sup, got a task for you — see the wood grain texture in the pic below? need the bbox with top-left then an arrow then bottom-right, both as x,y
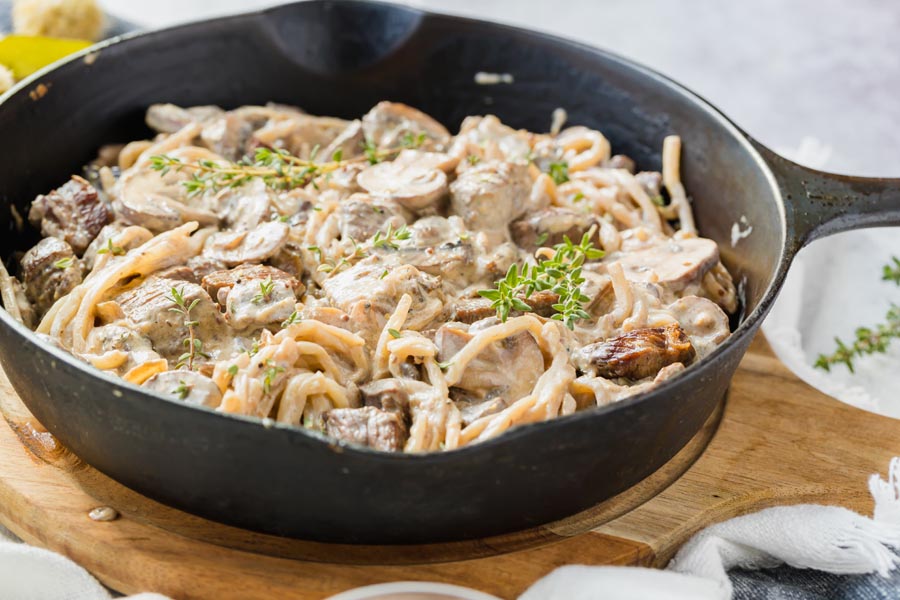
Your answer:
0,333 -> 897,599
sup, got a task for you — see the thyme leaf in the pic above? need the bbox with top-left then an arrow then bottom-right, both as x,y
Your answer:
477,231 -> 604,329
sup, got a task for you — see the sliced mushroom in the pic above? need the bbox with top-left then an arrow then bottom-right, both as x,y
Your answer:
362,101 -> 451,151
143,370 -> 223,408
612,238 -> 720,292
203,221 -> 289,266
392,149 -> 459,173
252,114 -> 350,159
146,103 -> 224,134
216,178 -> 272,231
357,162 -> 447,213
321,119 -> 365,162
666,295 -> 730,358
113,147 -> 222,233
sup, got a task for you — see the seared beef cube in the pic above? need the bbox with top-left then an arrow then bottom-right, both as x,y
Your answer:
511,208 -> 598,252
449,290 -> 558,324
28,176 -> 111,255
360,379 -> 411,419
576,323 -> 695,380
338,194 -> 408,243
323,406 -> 408,452
449,161 -> 531,231
20,237 -> 83,316
202,264 -> 302,308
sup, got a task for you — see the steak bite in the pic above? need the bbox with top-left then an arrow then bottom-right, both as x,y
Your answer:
576,323 -> 696,380
511,207 -> 599,252
360,378 -> 411,420
28,175 -> 111,255
449,161 -> 532,232
323,406 -> 409,452
19,236 -> 83,316
201,264 -> 303,308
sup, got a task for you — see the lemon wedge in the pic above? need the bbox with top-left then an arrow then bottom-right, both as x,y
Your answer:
0,35 -> 93,79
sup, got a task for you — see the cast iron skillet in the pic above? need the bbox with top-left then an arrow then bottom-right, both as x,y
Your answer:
0,0 -> 898,545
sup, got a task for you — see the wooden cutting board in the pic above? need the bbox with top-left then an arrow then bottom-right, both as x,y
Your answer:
0,334 -> 897,599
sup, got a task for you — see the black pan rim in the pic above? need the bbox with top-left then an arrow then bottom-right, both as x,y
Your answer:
0,0 -> 789,462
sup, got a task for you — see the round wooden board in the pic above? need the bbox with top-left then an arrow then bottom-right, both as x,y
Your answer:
0,334 -> 898,599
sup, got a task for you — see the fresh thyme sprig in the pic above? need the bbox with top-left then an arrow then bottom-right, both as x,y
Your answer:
166,286 -> 209,370
815,257 -> 900,372
172,380 -> 191,400
97,238 -> 125,256
263,360 -> 285,393
548,161 -> 570,185
883,257 -> 900,285
312,222 -> 412,276
252,277 -> 275,304
53,257 -> 74,269
150,140 -> 408,197
478,231 -> 604,329
281,310 -> 302,328
371,223 -> 411,250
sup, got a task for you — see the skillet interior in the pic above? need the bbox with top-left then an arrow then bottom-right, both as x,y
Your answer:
0,0 -> 786,543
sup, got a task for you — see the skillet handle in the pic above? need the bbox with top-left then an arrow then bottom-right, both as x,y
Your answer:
751,140 -> 900,253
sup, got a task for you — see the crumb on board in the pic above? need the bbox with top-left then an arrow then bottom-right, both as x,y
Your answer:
28,82 -> 50,101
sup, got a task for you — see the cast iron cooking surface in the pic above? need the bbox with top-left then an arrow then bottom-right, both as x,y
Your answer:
0,0 -> 870,544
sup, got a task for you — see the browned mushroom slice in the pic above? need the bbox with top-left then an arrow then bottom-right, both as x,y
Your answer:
613,238 -> 720,292
448,290 -> 559,324
142,370 -> 223,408
362,101 -> 451,151
392,149 -> 459,173
203,221 -> 289,267
357,161 -> 447,213
201,264 -> 303,308
114,151 -> 220,233
251,114 -> 350,159
323,406 -> 409,452
145,103 -> 224,134
321,119 -> 365,161
511,207 -> 599,252
28,175 -> 112,255
576,323 -> 695,380
217,179 -> 272,232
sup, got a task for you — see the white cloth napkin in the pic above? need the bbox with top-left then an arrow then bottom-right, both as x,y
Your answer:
0,526 -> 166,600
521,459 -> 900,600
